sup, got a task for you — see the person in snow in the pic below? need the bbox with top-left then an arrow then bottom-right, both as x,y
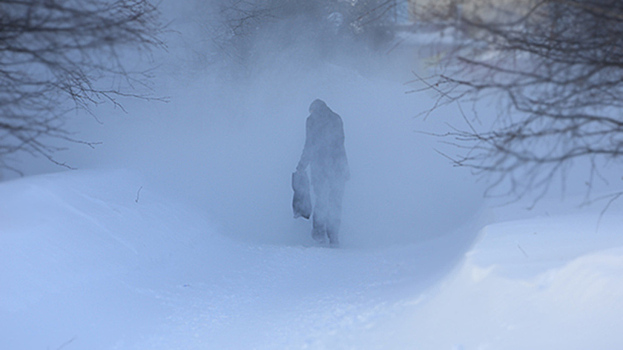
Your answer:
296,99 -> 349,245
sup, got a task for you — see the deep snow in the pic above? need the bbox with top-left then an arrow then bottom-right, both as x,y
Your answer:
0,170 -> 475,349
2,168 -> 623,350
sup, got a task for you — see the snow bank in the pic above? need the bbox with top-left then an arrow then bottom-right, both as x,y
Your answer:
327,203 -> 623,350
0,170 -> 477,350
2,165 -> 622,350
405,215 -> 623,350
0,170 -> 224,350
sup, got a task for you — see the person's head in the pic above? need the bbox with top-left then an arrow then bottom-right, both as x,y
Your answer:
309,99 -> 328,114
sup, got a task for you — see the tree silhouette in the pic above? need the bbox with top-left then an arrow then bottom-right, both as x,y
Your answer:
413,0 -> 623,204
0,0 -> 163,174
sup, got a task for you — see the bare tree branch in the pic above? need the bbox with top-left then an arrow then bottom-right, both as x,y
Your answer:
411,0 -> 623,204
203,0 -> 401,71
0,0 -> 164,176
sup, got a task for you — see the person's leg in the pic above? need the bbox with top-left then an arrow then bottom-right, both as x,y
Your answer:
326,217 -> 340,246
312,212 -> 327,243
326,182 -> 345,246
312,182 -> 329,243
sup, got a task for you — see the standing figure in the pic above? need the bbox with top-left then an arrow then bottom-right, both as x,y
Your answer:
296,99 -> 349,245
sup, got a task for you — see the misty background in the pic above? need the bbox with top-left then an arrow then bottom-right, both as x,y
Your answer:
8,0 -> 491,249
7,0 -> 620,248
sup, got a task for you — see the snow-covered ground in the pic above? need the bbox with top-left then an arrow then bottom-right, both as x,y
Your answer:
0,168 -> 465,349
2,167 -> 623,350
2,11 -> 623,348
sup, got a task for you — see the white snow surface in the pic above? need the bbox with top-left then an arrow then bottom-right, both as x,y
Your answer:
2,169 -> 623,350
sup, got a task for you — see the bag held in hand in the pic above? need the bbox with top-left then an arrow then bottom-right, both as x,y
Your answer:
292,169 -> 312,219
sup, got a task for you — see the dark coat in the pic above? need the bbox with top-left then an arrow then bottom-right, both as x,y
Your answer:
298,100 -> 349,185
